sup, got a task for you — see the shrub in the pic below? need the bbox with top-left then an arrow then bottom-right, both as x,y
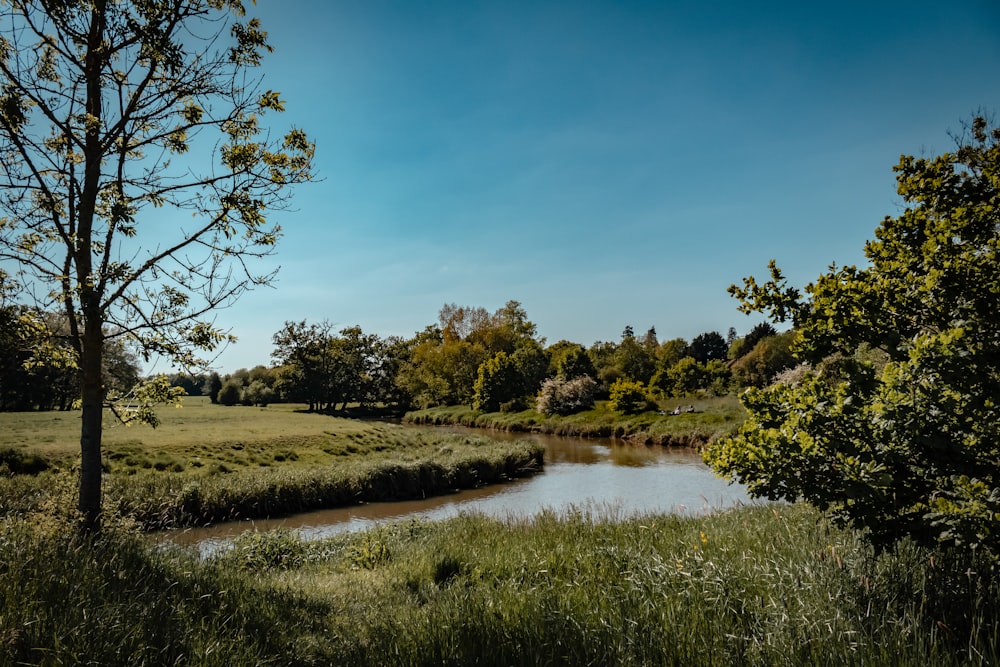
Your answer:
536,375 -> 597,416
242,380 -> 275,407
607,378 -> 648,415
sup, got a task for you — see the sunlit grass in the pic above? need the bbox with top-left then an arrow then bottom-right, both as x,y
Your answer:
0,398 -> 544,528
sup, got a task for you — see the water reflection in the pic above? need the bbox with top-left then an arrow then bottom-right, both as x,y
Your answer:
164,428 -> 750,556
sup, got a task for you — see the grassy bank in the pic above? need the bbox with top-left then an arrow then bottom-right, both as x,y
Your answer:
0,398 -> 543,529
2,503 -> 996,665
404,394 -> 745,446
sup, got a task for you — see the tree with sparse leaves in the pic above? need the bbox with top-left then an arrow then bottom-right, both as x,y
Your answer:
0,0 -> 314,529
705,117 -> 1000,560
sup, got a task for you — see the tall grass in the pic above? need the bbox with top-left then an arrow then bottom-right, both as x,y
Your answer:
108,436 -> 542,529
405,395 -> 746,446
3,503 -> 996,666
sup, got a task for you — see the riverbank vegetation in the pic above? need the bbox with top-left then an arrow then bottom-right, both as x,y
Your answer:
3,503 -> 996,665
404,394 -> 745,446
0,399 -> 542,530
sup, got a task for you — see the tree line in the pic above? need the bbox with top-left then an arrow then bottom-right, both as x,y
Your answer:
150,300 -> 797,415
0,302 -> 140,412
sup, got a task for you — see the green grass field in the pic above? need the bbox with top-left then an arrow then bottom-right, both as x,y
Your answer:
0,397 -> 374,466
404,394 -> 746,446
0,398 -> 544,529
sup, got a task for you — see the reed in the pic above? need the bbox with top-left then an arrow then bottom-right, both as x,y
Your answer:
3,503 -> 996,666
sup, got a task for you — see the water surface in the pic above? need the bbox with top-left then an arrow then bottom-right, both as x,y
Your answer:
166,428 -> 751,556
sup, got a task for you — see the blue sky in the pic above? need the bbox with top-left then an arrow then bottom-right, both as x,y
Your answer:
206,0 -> 1000,372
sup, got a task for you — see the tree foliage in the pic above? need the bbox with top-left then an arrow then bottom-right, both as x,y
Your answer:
472,351 -> 520,413
731,330 -> 796,388
687,331 -> 728,363
398,301 -> 545,409
0,1 -> 314,526
705,117 -> 1000,558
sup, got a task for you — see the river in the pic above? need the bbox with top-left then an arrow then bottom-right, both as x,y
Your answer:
165,428 -> 752,556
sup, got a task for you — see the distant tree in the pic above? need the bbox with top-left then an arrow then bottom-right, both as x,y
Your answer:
510,339 -> 549,398
743,322 -> 778,352
272,321 -> 335,412
217,381 -> 242,407
615,335 -> 656,384
203,372 -> 223,404
688,331 -> 728,363
168,374 -> 205,397
473,352 -> 520,412
371,335 -> 412,410
641,327 -> 659,350
242,380 -> 275,407
663,357 -> 704,396
587,340 -> 620,391
732,331 -> 796,387
655,338 -> 689,371
552,344 -> 597,380
399,302 -> 543,409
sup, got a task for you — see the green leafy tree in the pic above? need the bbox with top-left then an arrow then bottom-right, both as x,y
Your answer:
615,335 -> 656,384
399,302 -> 543,409
731,330 -> 796,387
550,342 -> 597,380
202,372 -> 223,404
272,321 -> 334,412
0,1 -> 314,527
217,380 -> 242,407
663,357 -> 703,396
655,337 -> 689,371
510,338 -> 549,398
705,117 -> 1000,558
688,331 -> 728,363
728,322 -> 777,360
472,351 -> 520,412
242,380 -> 274,407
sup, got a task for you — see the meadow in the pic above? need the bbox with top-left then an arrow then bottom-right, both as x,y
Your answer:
1,503 -> 996,665
0,398 -> 543,529
404,394 -> 745,446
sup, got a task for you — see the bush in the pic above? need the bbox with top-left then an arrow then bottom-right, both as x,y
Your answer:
607,378 -> 648,415
536,375 -> 597,416
242,380 -> 275,407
